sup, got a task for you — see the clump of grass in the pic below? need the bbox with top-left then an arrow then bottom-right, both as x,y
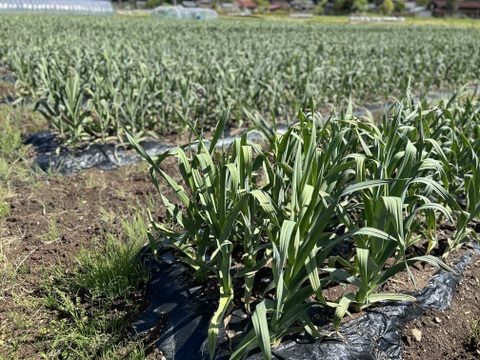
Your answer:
72,233 -> 149,301
37,216 -> 62,243
0,106 -> 46,188
38,211 -> 151,358
0,106 -> 24,183
40,288 -> 147,359
0,105 -> 46,184
72,210 -> 150,301
0,187 -> 10,218
0,108 -> 23,158
468,319 -> 480,353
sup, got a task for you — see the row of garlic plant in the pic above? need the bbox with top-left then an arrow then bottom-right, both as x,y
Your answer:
1,16 -> 480,145
127,91 -> 480,359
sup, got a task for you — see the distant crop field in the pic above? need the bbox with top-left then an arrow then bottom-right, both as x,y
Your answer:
0,16 -> 479,144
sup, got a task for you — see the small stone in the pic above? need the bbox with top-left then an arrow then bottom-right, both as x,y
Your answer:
411,328 -> 422,342
226,329 -> 238,339
434,317 -> 442,323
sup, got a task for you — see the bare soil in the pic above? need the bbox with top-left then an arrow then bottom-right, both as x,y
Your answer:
402,252 -> 480,360
0,160 -> 178,359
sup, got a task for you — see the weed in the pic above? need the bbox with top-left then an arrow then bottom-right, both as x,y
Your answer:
468,319 -> 480,353
0,105 -> 47,187
0,293 -> 43,357
0,187 -> 10,218
71,211 -> 150,301
39,288 -> 141,359
0,107 -> 25,183
38,217 -> 62,244
36,212 -> 151,359
0,201 -> 9,218
0,107 -> 23,160
72,234 -> 149,301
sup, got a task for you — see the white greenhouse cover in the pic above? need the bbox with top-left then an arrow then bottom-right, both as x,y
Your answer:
151,6 -> 218,20
0,0 -> 114,14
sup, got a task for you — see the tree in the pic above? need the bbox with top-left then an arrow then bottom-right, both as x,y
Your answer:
313,0 -> 328,14
146,0 -> 163,7
379,0 -> 394,15
353,0 -> 367,11
334,0 -> 347,12
415,0 -> 431,6
394,1 -> 406,15
255,0 -> 270,11
446,0 -> 459,15
334,0 -> 367,12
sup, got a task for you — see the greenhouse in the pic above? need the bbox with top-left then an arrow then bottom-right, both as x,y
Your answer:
0,0 -> 114,14
151,6 -> 218,20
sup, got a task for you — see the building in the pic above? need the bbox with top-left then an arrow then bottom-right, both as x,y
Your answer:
431,0 -> 480,18
234,0 -> 256,11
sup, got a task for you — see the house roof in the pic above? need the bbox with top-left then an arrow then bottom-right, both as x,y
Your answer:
235,0 -> 257,9
291,0 -> 314,4
270,2 -> 289,10
433,0 -> 480,9
222,2 -> 240,10
291,0 -> 315,9
182,1 -> 197,7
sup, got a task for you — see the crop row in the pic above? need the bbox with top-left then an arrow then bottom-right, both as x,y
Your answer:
129,90 -> 480,358
0,16 -> 479,145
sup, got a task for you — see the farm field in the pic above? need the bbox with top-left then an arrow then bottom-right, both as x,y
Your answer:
0,15 -> 480,360
1,16 -> 480,144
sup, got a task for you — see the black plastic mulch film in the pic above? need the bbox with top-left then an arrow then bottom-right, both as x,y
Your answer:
24,132 -> 172,174
131,245 -> 480,360
24,121 -> 293,174
24,128 -> 270,175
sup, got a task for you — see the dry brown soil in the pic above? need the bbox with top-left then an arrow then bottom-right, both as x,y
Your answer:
402,253 -> 480,360
0,159 -> 179,358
